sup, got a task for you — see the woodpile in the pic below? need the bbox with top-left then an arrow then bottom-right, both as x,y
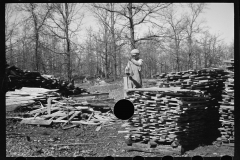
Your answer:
224,59 -> 234,72
5,64 -> 89,96
124,63 -> 235,147
7,92 -> 117,130
6,87 -> 60,112
124,87 -> 218,146
17,98 -> 116,129
217,59 -> 234,146
147,68 -> 229,114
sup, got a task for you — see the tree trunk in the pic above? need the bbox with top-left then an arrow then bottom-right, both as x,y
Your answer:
118,47 -> 122,77
110,3 -> 117,81
105,43 -> 108,79
128,3 -> 135,50
65,3 -> 72,82
35,32 -> 39,71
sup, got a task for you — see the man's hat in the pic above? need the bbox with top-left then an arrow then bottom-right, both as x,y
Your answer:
131,49 -> 140,55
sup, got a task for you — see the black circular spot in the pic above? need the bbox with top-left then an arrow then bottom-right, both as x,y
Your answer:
74,156 -> 86,160
162,156 -> 173,160
45,157 -> 55,160
15,157 -> 26,160
192,155 -> 203,160
221,155 -> 233,160
103,156 -> 114,160
113,99 -> 134,120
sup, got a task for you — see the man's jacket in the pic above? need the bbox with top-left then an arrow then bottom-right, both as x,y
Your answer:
125,58 -> 143,88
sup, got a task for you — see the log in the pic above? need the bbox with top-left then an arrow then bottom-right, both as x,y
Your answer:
20,119 -> 52,126
47,98 -> 52,115
87,113 -> 94,121
55,111 -> 75,121
62,111 -> 81,127
42,111 -> 67,118
62,124 -> 78,130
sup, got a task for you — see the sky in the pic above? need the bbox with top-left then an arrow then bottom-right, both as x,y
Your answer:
199,3 -> 234,45
9,3 -> 234,46
79,3 -> 234,45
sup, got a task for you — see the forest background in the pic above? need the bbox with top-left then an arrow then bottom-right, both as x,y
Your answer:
5,3 -> 234,82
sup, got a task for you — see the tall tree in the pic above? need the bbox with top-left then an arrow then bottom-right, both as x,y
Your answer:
162,5 -> 187,72
17,3 -> 52,72
93,3 -> 171,49
45,3 -> 84,81
5,3 -> 21,65
185,3 -> 207,69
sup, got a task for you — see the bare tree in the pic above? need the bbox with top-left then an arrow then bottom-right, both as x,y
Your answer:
185,3 -> 207,69
16,3 -> 52,72
162,5 -> 187,72
198,31 -> 224,68
93,3 -> 171,49
5,4 -> 21,65
45,3 -> 84,81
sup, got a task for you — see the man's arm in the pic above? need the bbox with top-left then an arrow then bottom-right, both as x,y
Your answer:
130,58 -> 143,66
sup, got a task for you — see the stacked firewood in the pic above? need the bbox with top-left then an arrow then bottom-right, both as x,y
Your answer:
217,60 -> 234,145
224,59 -> 234,72
6,87 -> 60,112
125,87 -> 218,146
5,64 -> 89,96
156,68 -> 228,101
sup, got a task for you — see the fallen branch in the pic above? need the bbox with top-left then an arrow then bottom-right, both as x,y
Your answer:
87,113 -> 94,121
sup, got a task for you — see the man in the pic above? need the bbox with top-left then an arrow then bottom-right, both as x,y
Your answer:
125,49 -> 143,88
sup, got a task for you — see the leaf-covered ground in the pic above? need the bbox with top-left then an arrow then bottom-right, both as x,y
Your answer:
6,79 -> 234,157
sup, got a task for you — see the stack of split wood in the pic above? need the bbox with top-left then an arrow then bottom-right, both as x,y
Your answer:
15,98 -> 117,129
5,63 -> 90,96
224,59 -> 234,72
124,87 -> 218,146
6,87 -> 60,112
217,60 -> 234,146
157,68 -> 228,101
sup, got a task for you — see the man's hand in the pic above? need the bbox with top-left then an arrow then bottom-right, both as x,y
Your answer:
138,59 -> 143,65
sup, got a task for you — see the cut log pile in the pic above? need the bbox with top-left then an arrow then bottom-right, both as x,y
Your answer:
5,64 -> 89,96
156,68 -> 228,103
217,59 -> 234,146
124,63 -> 236,147
6,87 -> 60,112
147,68 -> 229,117
124,87 -> 219,146
17,98 -> 117,129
